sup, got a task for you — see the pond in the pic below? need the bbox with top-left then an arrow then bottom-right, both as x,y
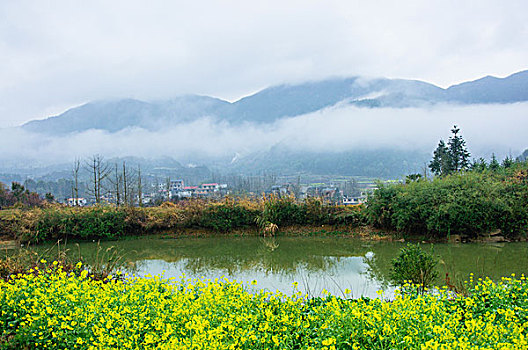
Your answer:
38,236 -> 528,298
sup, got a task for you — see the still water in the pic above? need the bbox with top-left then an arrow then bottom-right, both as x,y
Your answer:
40,236 -> 528,298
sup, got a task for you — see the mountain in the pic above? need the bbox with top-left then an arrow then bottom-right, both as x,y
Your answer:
223,146 -> 429,178
446,70 -> 528,104
518,149 -> 528,162
23,95 -> 229,134
21,70 -> 528,135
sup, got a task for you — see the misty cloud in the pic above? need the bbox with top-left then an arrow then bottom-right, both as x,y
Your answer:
1,1 -> 528,127
1,103 -> 527,166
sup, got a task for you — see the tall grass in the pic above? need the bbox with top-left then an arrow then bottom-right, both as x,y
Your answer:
0,197 -> 366,243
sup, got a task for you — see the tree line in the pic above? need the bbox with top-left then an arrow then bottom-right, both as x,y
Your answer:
428,125 -> 518,177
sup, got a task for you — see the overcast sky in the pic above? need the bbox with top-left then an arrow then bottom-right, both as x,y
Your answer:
1,0 -> 527,127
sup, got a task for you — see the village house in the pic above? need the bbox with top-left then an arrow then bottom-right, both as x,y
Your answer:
66,197 -> 87,207
342,195 -> 366,206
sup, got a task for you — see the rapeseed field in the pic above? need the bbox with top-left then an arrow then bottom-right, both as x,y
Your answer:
0,264 -> 527,349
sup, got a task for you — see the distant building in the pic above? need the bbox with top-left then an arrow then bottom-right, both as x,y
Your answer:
166,181 -> 228,199
269,184 -> 294,197
170,179 -> 184,191
177,186 -> 197,198
343,195 -> 366,206
67,197 -> 87,207
169,180 -> 185,198
196,183 -> 220,196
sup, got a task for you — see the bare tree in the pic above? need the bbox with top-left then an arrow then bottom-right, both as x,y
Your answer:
137,164 -> 143,207
122,161 -> 130,206
108,163 -> 122,206
71,158 -> 81,205
85,155 -> 110,205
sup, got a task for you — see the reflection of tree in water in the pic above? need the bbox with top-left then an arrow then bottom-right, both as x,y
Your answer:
363,252 -> 393,289
181,238 -> 343,277
363,242 -> 528,288
67,237 -> 380,277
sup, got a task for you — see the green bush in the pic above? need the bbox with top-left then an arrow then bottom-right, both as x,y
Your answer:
365,163 -> 528,239
200,204 -> 257,232
328,206 -> 367,226
390,244 -> 438,293
34,207 -> 127,241
259,196 -> 306,227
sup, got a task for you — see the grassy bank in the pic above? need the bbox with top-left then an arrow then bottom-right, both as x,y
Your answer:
1,267 -> 526,349
0,197 -> 366,243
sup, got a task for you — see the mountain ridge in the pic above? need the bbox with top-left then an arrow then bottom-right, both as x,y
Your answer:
21,70 -> 528,135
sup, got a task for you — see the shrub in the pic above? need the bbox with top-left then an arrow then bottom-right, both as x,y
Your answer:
258,196 -> 306,227
365,163 -> 528,239
200,204 -> 257,232
329,205 -> 367,226
390,244 -> 438,293
34,207 -> 127,241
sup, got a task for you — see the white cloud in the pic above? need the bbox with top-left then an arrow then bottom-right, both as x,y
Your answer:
1,103 -> 526,165
0,0 -> 527,127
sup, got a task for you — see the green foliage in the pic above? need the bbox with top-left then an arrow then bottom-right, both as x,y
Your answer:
34,207 -> 127,241
390,244 -> 438,292
429,139 -> 450,176
364,181 -> 398,229
0,181 -> 42,208
366,162 -> 528,239
328,205 -> 367,226
302,197 -> 329,225
489,153 -> 500,171
405,173 -> 422,184
380,163 -> 528,238
429,125 -> 471,176
200,204 -> 257,232
470,157 -> 488,172
259,196 -> 306,227
447,125 -> 471,172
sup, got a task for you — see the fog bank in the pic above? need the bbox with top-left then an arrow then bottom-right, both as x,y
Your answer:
1,103 -> 527,166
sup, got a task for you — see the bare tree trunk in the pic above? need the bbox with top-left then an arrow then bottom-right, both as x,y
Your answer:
71,183 -> 74,206
72,158 -> 80,205
122,161 -> 128,206
110,163 -> 122,207
85,155 -> 110,205
137,164 -> 143,207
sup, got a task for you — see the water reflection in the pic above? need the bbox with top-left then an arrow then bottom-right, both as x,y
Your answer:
37,236 -> 528,298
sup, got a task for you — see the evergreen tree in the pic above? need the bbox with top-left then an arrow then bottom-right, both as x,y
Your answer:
447,125 -> 471,172
429,125 -> 471,176
489,153 -> 500,171
429,140 -> 450,176
502,156 -> 515,168
470,157 -> 487,172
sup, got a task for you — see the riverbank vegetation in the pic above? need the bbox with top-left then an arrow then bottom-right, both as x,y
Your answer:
0,266 -> 526,349
1,160 -> 527,243
0,197 -> 366,243
1,126 -> 527,243
366,159 -> 528,240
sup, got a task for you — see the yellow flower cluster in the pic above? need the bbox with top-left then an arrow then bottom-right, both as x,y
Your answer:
0,268 -> 526,349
